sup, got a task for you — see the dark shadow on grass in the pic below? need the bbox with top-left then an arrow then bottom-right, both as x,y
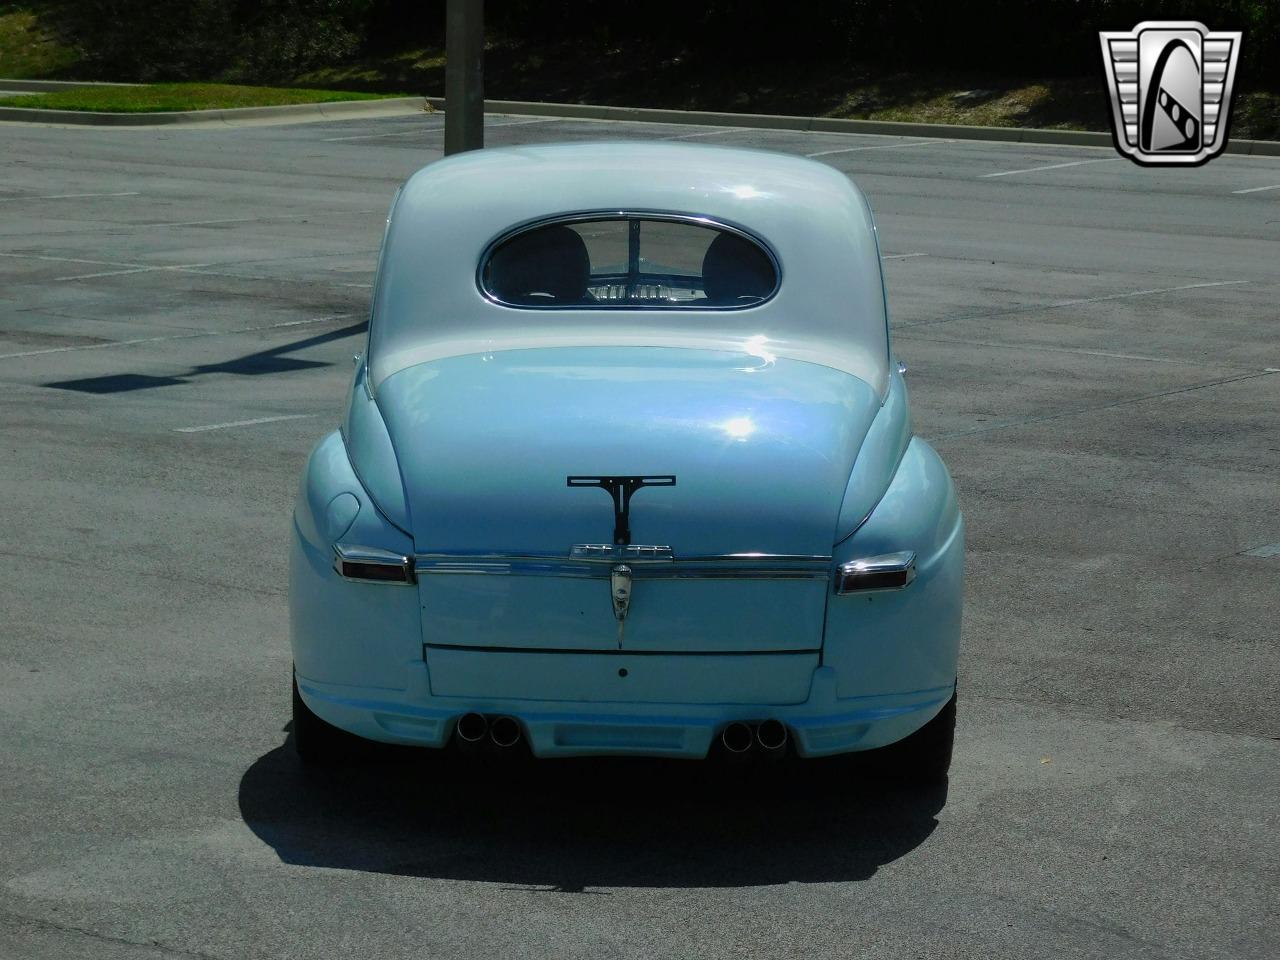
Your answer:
238,737 -> 947,890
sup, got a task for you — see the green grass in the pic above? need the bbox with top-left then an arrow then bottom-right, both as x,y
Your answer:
0,4 -> 78,78
295,40 -> 1280,141
0,81 -> 408,112
3,5 -> 1275,139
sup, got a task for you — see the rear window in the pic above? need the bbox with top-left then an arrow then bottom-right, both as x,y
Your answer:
480,215 -> 778,308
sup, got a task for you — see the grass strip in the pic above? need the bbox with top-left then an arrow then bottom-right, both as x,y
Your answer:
0,81 -> 407,112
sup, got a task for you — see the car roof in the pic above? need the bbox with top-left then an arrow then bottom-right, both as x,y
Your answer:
369,142 -> 890,394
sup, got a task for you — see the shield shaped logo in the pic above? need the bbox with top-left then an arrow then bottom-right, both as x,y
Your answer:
1099,21 -> 1242,166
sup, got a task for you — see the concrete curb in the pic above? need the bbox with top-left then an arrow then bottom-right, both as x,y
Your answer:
423,96 -> 1280,157
0,79 -> 139,92
1,86 -> 1275,155
0,95 -> 430,127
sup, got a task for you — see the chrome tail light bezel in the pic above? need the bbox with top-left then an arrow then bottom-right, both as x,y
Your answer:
835,550 -> 917,594
333,543 -> 416,585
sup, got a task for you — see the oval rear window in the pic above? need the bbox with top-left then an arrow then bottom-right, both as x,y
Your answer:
480,215 -> 778,309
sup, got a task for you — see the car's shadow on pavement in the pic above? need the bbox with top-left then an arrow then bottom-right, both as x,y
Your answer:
238,736 -> 947,890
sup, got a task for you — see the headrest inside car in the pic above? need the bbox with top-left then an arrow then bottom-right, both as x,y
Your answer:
487,226 -> 591,305
701,232 -> 775,304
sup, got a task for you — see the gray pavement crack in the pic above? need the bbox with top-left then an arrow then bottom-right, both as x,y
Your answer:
0,909 -> 228,960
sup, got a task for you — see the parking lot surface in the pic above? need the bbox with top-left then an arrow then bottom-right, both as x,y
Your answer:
1,112 -> 1277,960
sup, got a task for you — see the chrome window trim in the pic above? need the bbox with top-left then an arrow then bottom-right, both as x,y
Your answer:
476,210 -> 782,311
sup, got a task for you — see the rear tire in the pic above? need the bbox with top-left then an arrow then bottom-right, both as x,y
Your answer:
867,690 -> 955,784
292,670 -> 354,766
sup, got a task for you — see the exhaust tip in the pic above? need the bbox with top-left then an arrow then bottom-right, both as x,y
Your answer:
720,721 -> 753,754
756,718 -> 788,752
489,715 -> 522,748
456,712 -> 488,744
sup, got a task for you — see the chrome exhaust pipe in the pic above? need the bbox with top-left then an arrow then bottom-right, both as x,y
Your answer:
489,715 -> 522,748
755,719 -> 788,752
455,712 -> 488,744
720,721 -> 753,754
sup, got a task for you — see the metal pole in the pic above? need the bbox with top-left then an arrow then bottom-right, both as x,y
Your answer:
445,0 -> 484,155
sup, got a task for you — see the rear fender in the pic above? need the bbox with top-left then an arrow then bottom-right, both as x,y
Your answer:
834,366 -> 912,542
824,437 -> 964,699
290,430 -> 421,690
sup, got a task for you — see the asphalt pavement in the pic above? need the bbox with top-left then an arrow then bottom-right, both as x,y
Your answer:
1,111 -> 1277,960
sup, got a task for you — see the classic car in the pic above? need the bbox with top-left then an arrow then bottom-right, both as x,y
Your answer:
289,141 -> 964,779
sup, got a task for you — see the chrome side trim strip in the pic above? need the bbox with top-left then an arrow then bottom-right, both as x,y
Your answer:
414,550 -> 832,580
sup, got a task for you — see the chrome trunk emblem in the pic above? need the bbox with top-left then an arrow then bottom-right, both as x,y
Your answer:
569,474 -> 675,622
610,564 -> 633,621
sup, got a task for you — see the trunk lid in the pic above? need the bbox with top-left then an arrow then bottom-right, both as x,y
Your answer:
377,346 -> 881,653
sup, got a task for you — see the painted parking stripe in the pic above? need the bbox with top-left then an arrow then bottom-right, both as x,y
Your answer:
50,262 -> 215,282
661,128 -> 744,141
1244,542 -> 1280,557
1232,184 -> 1280,195
1049,279 -> 1247,308
0,251 -> 140,269
898,280 -> 1249,329
140,217 -> 257,228
175,414 -> 314,433
882,252 -> 928,260
929,368 -> 1279,441
982,158 -> 1119,178
322,127 -> 445,142
321,117 -> 552,142
0,191 -> 140,202
806,139 -> 952,158
0,313 -> 356,361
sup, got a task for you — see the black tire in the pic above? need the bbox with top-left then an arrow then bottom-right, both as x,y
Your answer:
866,690 -> 956,784
292,671 -> 356,766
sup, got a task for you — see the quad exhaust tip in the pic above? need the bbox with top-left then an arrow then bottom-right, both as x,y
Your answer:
755,718 -> 788,752
720,719 -> 789,755
455,712 -> 488,744
720,721 -> 754,754
488,715 -> 523,748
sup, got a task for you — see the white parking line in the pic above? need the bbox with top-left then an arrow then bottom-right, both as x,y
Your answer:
896,332 -> 1228,367
0,313 -> 356,361
899,279 -> 1250,329
50,262 -> 215,282
322,128 -> 440,142
982,158 -> 1118,178
1232,184 -> 1280,195
322,117 -> 553,142
0,191 -> 140,202
175,414 -> 314,433
140,218 -> 257,228
1,249 -> 372,288
882,252 -> 927,260
807,139 -> 952,158
930,368 -> 1278,441
0,251 -> 139,269
1243,541 -> 1280,557
1049,279 -> 1247,308
661,128 -> 743,141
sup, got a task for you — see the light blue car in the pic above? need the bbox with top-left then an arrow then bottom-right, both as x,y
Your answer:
290,142 -> 963,779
